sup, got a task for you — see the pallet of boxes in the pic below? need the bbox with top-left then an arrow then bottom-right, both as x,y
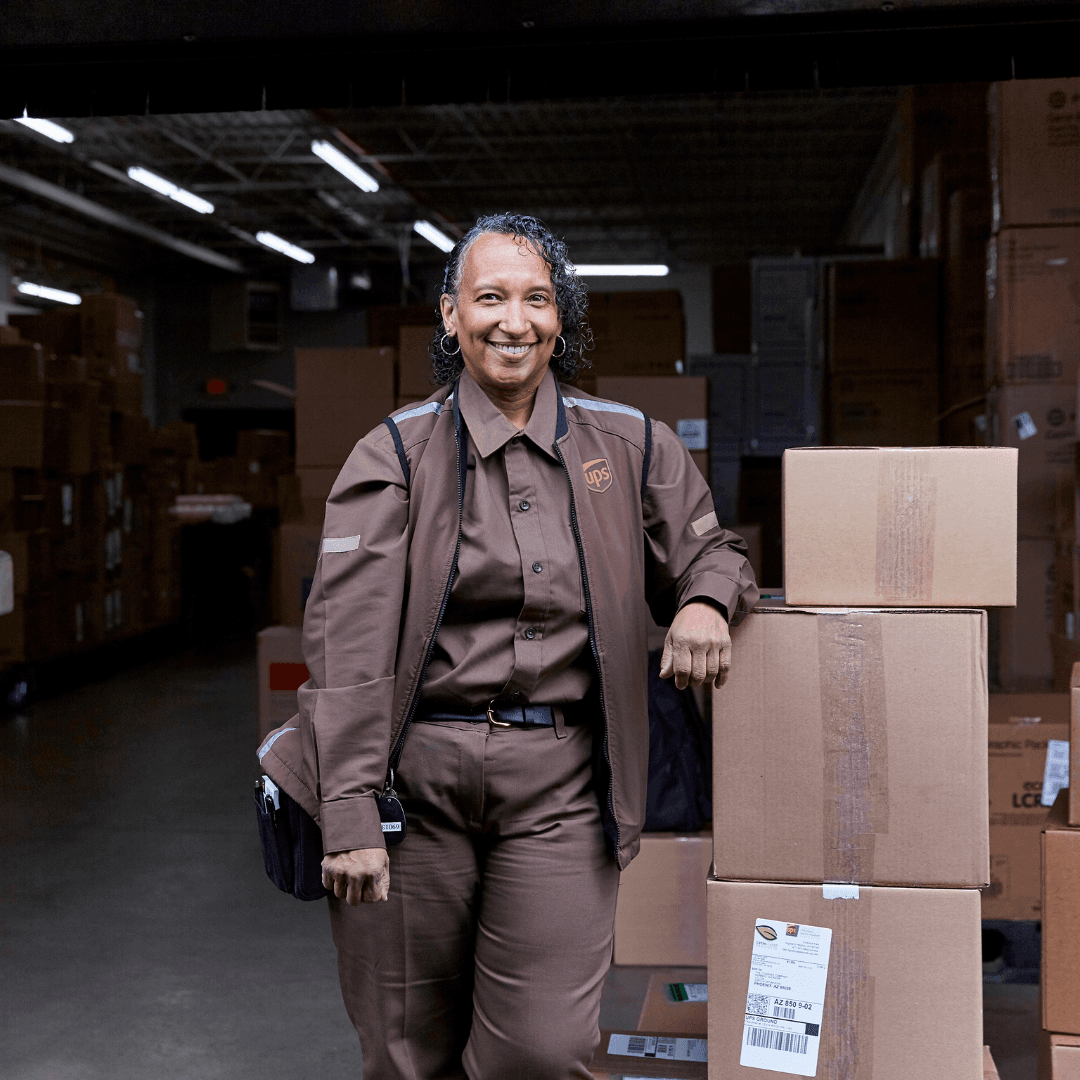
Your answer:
986,76 -> 1080,692
1039,663 -> 1080,1079
0,295 -> 190,673
702,446 -> 1016,1080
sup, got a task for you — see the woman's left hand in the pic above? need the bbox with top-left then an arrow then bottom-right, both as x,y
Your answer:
659,601 -> 731,690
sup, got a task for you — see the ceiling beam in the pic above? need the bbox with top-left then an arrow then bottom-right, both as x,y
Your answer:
0,162 -> 245,272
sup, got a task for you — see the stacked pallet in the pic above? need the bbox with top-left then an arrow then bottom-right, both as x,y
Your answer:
0,295 -> 193,671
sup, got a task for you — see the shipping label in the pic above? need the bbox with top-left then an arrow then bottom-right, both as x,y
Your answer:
1041,738 -> 1070,807
606,1034 -> 707,1062
740,918 -> 833,1076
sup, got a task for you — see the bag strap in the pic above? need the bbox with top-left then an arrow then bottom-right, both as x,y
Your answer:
382,416 -> 411,488
640,412 -> 653,504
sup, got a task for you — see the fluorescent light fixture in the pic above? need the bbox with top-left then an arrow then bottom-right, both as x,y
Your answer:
413,220 -> 455,253
311,140 -> 380,193
256,231 -> 316,264
573,264 -> 670,276
17,281 -> 81,305
13,112 -> 74,144
127,166 -> 214,214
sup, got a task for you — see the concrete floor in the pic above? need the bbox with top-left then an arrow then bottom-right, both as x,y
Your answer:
0,642 -> 1041,1079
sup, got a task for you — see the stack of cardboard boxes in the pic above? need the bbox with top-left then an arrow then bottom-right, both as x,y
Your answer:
0,296 -> 192,669
1039,665 -> 1080,1078
702,445 -> 1015,1079
987,77 -> 1080,691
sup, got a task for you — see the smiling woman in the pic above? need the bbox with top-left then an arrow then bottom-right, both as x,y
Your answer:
262,208 -> 759,1079
430,212 -> 591,389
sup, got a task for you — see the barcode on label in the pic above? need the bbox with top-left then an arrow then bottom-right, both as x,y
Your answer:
746,1027 -> 809,1055
747,993 -> 770,1015
627,1037 -> 647,1054
773,1005 -> 797,1019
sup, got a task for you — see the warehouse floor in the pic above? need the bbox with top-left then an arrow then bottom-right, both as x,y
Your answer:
0,644 -> 1039,1079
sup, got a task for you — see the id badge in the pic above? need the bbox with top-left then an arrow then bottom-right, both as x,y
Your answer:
378,781 -> 407,846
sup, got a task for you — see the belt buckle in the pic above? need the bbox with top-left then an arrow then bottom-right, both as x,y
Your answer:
486,699 -> 511,729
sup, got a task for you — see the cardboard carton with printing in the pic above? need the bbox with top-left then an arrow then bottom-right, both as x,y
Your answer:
1042,795 -> 1080,1035
713,604 -> 989,888
988,228 -> 1080,386
990,77 -> 1080,230
985,693 -> 1069,920
257,625 -> 308,744
637,971 -> 708,1036
783,447 -> 1017,608
707,878 -> 983,1080
613,832 -> 713,967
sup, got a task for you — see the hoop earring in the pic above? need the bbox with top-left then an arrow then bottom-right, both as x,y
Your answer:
551,335 -> 567,358
440,333 -> 461,356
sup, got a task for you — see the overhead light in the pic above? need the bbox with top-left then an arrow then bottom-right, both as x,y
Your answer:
311,140 -> 380,193
13,111 -> 74,144
413,220 -> 455,253
17,282 -> 82,305
573,264 -> 670,276
127,166 -> 214,214
256,231 -> 315,264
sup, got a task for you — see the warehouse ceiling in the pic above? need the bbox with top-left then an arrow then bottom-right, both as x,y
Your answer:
0,88 -> 899,281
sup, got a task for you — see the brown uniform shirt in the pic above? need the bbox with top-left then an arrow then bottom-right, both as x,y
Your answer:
422,367 -> 593,708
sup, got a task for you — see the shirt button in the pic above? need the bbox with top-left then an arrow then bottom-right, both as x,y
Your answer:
525,627 -> 536,640
512,691 -> 525,700
519,500 -> 530,511
532,562 -> 543,573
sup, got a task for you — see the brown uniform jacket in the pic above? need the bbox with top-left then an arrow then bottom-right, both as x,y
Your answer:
258,378 -> 758,869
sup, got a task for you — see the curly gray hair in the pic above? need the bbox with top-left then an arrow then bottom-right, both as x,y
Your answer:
429,213 -> 592,385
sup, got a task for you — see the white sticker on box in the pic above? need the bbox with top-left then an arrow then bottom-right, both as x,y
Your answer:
606,1034 -> 707,1062
1012,411 -> 1038,440
740,918 -> 833,1076
668,982 -> 708,1003
1042,738 -> 1070,807
676,418 -> 709,450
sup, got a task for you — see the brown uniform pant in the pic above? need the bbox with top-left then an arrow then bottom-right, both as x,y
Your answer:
327,717 -> 620,1080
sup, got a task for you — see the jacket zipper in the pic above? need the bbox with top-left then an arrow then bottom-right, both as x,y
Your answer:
554,440 -> 622,860
387,420 -> 465,773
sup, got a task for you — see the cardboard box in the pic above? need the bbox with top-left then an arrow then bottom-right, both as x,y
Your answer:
706,878 -> 983,1080
783,447 -> 1017,607
942,328 -> 987,414
613,833 -> 713,967
827,369 -> 939,447
0,342 -> 46,399
983,1045 -> 1001,1080
236,428 -> 291,463
595,376 -> 709,481
592,1031 -> 706,1079
296,467 -> 337,529
996,385 -> 1076,539
80,293 -> 141,359
398,324 -> 436,399
294,347 -> 395,470
988,228 -> 1080,385
990,78 -> 1080,229
9,310 -> 81,354
257,625 -> 308,744
276,521 -> 321,627
1072,667 -> 1080,827
713,605 -> 989,888
1044,1034 -> 1080,1080
827,260 -> 940,374
985,693 -> 1069,919
637,972 -> 709,1036
999,540 -> 1056,692
588,291 -> 686,378
1042,797 -> 1080,1034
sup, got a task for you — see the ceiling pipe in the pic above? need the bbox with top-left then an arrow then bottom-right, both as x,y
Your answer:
0,161 -> 244,273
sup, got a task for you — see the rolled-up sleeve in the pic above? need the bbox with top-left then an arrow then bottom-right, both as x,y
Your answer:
642,420 -> 759,627
300,430 -> 410,854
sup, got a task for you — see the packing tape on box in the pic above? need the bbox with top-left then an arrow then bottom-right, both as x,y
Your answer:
818,613 -> 889,884
875,454 -> 937,602
823,890 -> 874,1078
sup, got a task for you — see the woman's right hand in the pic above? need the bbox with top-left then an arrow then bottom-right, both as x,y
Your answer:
322,848 -> 390,905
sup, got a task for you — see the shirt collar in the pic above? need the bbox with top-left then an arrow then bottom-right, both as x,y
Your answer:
456,366 -> 560,461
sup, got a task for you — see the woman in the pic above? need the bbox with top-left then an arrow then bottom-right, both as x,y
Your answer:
259,213 -> 758,1077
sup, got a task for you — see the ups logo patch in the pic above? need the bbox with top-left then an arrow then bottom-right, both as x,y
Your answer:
583,457 -> 613,493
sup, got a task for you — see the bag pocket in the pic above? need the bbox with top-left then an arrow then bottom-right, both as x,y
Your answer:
255,782 -> 328,901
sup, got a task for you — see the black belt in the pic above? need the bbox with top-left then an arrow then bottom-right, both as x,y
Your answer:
420,702 -> 583,729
